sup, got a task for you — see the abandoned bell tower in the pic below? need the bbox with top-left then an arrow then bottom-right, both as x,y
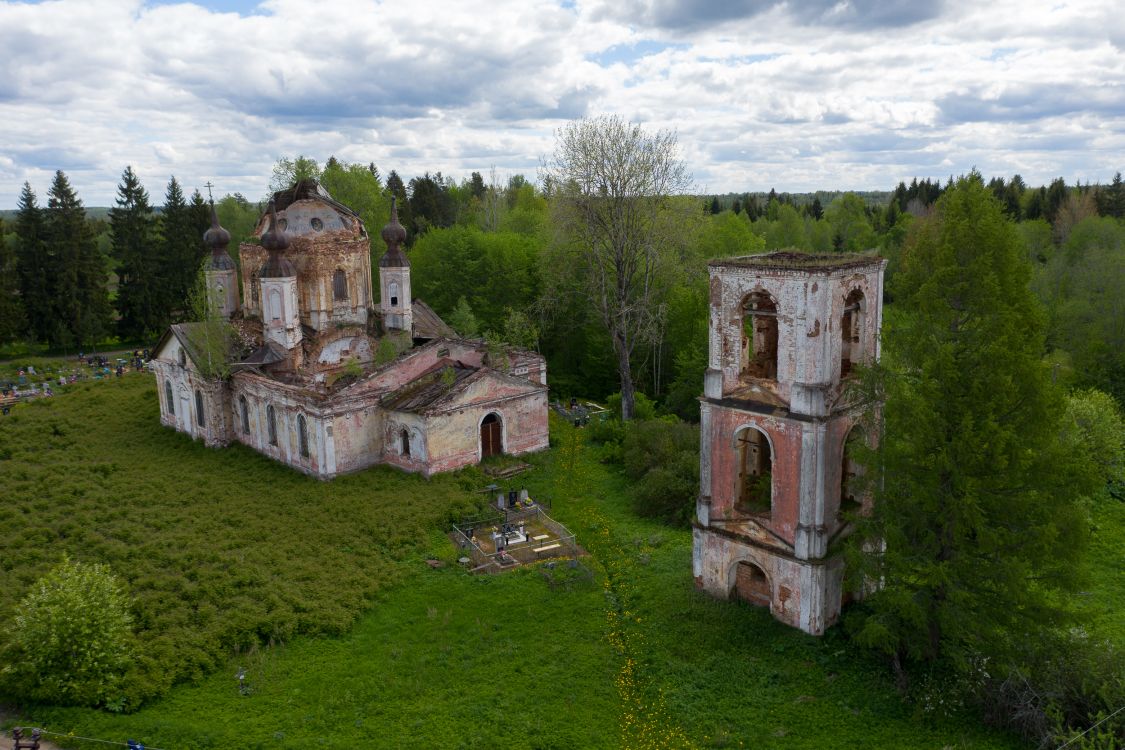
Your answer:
693,251 -> 886,635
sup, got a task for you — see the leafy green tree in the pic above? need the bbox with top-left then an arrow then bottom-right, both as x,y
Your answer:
215,192 -> 261,247
0,218 -> 25,344
320,159 -> 391,259
45,170 -> 110,348
825,192 -> 876,253
269,155 -> 321,193
3,556 -> 134,707
698,210 -> 763,258
847,174 -> 1099,685
765,203 -> 810,250
15,182 -> 52,343
110,166 -> 163,339
1035,217 -> 1125,401
1063,389 -> 1125,488
500,181 -> 549,239
447,295 -> 480,337
541,115 -> 692,420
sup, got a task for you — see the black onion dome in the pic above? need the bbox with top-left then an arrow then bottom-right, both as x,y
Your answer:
203,199 -> 231,249
260,200 -> 291,252
259,200 -> 296,278
204,200 -> 235,270
378,196 -> 409,268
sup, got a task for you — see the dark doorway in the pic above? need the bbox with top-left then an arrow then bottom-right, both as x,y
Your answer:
480,413 -> 502,458
733,561 -> 771,608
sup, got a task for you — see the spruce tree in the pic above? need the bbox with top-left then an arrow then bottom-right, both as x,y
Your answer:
15,182 -> 51,343
847,173 -> 1098,681
159,177 -> 206,320
45,171 -> 110,349
111,166 -> 162,340
0,217 -> 27,344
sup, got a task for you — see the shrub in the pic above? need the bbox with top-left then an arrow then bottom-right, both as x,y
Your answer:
623,418 -> 700,525
3,556 -> 135,708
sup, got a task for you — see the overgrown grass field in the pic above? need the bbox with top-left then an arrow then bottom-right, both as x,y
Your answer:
2,374 -> 1117,747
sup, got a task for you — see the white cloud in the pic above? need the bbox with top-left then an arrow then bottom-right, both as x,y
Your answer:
0,0 -> 1122,207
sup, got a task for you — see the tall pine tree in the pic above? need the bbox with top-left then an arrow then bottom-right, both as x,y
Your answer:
111,166 -> 162,340
15,182 -> 51,343
0,217 -> 26,344
45,171 -> 110,349
847,173 -> 1098,682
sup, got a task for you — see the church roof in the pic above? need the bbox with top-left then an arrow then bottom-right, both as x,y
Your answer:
271,179 -> 361,222
230,342 -> 288,371
380,360 -> 478,413
412,300 -> 455,340
153,323 -> 241,372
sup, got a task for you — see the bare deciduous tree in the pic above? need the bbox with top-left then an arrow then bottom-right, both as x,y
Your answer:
541,115 -> 691,420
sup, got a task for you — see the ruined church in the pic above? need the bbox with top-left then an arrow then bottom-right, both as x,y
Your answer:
693,251 -> 886,635
152,181 -> 548,478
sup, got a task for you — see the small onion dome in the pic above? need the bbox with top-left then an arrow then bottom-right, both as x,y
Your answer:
204,200 -> 235,270
260,199 -> 291,252
379,196 -> 409,268
203,199 -> 231,250
259,200 -> 296,278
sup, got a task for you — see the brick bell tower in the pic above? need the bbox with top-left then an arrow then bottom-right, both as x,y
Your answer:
692,251 -> 886,635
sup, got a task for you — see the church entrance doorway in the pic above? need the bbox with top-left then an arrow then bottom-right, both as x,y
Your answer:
480,413 -> 502,458
733,561 -> 770,608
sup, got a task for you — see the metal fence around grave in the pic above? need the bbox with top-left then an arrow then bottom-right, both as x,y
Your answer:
453,504 -> 578,574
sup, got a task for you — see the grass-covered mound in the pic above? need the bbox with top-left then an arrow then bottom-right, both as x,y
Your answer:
0,373 -> 486,708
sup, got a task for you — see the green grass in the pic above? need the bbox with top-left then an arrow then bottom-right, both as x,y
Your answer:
5,377 -> 1119,747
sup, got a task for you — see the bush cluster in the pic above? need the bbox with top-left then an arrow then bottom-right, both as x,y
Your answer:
0,376 -> 487,710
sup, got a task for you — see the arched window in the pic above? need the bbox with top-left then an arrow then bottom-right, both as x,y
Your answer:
298,414 -> 309,458
178,347 -> 187,367
841,289 -> 866,377
740,291 -> 778,380
333,269 -> 348,301
267,404 -> 277,446
389,280 -> 400,307
164,380 -> 174,415
269,289 -> 282,320
735,426 -> 772,514
195,390 -> 205,427
240,396 -> 249,433
400,428 -> 411,457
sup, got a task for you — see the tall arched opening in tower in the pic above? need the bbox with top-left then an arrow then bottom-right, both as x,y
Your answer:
740,290 -> 779,380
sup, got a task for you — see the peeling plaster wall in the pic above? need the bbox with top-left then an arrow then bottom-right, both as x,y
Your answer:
692,526 -> 845,635
696,255 -> 885,636
415,390 -> 549,476
239,236 -> 372,333
708,260 -> 885,416
153,340 -> 231,448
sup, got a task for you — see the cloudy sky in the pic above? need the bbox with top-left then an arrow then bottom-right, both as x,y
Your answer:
1,0 -> 1123,207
